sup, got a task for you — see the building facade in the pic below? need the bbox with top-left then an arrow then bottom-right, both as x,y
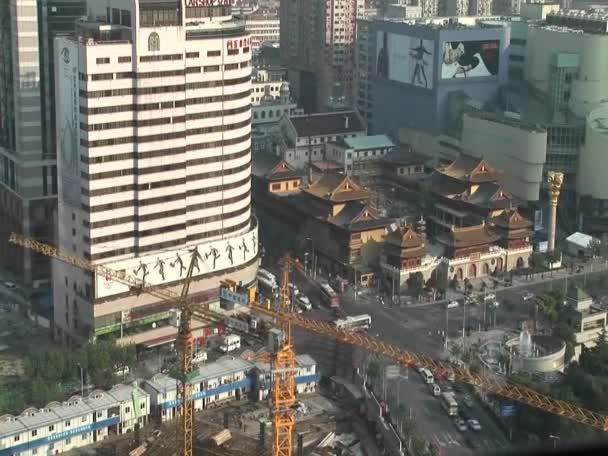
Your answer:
244,8 -> 280,51
276,111 -> 367,170
53,0 -> 258,346
0,384 -> 149,456
0,0 -> 85,315
280,0 -> 361,112
369,18 -> 510,138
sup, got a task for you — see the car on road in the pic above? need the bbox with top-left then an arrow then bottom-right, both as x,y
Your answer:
522,291 -> 535,302
453,382 -> 464,393
446,300 -> 459,309
467,418 -> 482,432
2,281 -> 16,290
439,381 -> 453,393
454,418 -> 468,432
465,435 -> 482,449
463,395 -> 474,408
483,293 -> 496,301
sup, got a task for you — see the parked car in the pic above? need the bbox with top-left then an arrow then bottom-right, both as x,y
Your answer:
453,382 -> 464,393
446,300 -> 459,309
2,281 -> 16,290
467,419 -> 482,432
455,418 -> 468,432
522,291 -> 535,302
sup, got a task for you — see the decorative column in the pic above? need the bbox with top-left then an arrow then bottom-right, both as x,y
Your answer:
547,171 -> 564,252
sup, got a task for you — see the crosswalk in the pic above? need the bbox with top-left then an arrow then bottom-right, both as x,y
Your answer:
426,431 -> 509,452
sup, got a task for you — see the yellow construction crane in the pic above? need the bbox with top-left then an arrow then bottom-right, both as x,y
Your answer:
9,234 -> 217,456
10,235 -> 608,456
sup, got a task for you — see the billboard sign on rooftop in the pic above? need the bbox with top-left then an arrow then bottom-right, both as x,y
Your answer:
441,40 -> 499,79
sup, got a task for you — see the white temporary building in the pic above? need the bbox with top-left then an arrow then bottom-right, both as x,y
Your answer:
565,232 -> 594,257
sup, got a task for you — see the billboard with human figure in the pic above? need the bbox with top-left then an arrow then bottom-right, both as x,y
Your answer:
376,31 -> 434,90
441,40 -> 500,79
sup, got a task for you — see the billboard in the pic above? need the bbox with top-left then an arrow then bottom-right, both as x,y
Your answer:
441,40 -> 499,79
376,31 -> 434,90
56,40 -> 80,207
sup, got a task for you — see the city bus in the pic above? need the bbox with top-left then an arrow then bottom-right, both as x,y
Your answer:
319,282 -> 340,308
258,268 -> 277,284
334,314 -> 372,332
440,392 -> 459,417
258,276 -> 279,298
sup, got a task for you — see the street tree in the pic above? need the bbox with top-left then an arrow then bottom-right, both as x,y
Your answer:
407,272 -> 424,298
366,358 -> 382,390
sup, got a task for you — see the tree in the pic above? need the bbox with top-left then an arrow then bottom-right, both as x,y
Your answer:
407,272 -> 424,297
435,268 -> 448,294
528,252 -> 545,270
590,239 -> 608,261
579,327 -> 608,376
450,275 -> 459,290
366,358 -> 382,389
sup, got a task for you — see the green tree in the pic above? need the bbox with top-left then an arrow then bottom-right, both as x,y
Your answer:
579,328 -> 608,376
435,268 -> 448,294
366,358 -> 382,389
553,321 -> 576,363
407,272 -> 424,297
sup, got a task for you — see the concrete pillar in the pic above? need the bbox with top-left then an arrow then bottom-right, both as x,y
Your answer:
547,171 -> 564,252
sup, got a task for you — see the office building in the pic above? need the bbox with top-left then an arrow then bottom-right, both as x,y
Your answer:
276,111 -> 367,170
280,0 -> 362,112
0,0 -> 85,314
244,8 -> 280,51
370,18 -> 509,138
53,0 -> 258,346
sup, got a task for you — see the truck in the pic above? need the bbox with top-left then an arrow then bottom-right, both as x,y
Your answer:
219,334 -> 241,353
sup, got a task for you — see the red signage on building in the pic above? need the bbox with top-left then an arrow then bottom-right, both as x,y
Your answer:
186,0 -> 234,7
226,36 -> 251,50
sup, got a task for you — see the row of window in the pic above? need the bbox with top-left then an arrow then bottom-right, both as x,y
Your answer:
80,75 -> 250,98
83,62 -> 249,82
83,154 -> 249,183
82,144 -> 249,166
80,116 -> 250,148
85,218 -> 250,261
80,89 -> 250,116
82,188 -> 250,229
87,203 -> 249,245
80,104 -> 250,132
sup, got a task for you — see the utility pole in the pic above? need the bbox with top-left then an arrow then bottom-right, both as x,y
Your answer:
445,306 -> 449,351
307,115 -> 313,185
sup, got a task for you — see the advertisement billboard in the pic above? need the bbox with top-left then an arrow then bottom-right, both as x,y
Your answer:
441,40 -> 499,79
376,31 -> 434,90
56,40 -> 80,207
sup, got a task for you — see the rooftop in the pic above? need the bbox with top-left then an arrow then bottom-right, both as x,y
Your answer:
290,111 -> 366,138
438,155 -> 502,184
252,154 -> 301,181
304,174 -> 369,203
338,134 -> 395,151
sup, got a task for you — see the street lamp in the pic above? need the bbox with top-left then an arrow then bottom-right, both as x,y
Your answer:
306,237 -> 316,279
304,252 -> 309,275
548,435 -> 560,449
76,363 -> 84,397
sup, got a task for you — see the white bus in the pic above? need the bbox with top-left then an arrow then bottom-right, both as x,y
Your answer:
258,268 -> 277,283
319,282 -> 340,308
334,314 -> 372,332
419,368 -> 434,384
258,276 -> 279,298
440,392 -> 459,417
219,334 -> 241,353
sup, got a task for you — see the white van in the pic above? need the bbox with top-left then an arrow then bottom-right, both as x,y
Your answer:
193,351 -> 207,364
219,334 -> 241,353
420,368 -> 434,384
297,295 -> 312,311
429,383 -> 441,396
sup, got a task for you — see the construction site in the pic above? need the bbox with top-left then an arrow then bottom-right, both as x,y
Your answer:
2,234 -> 608,456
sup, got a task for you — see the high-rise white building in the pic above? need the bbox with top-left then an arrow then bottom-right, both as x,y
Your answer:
53,0 -> 258,345
244,8 -> 280,51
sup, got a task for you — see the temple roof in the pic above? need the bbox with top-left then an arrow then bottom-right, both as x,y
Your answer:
252,154 -> 301,181
385,225 -> 425,249
437,225 -> 499,248
492,208 -> 533,230
329,202 -> 390,231
437,155 -> 502,183
304,173 -> 369,203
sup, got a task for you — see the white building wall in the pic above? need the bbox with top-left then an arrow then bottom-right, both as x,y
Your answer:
53,3 -> 257,344
462,114 -> 547,202
576,104 -> 608,200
